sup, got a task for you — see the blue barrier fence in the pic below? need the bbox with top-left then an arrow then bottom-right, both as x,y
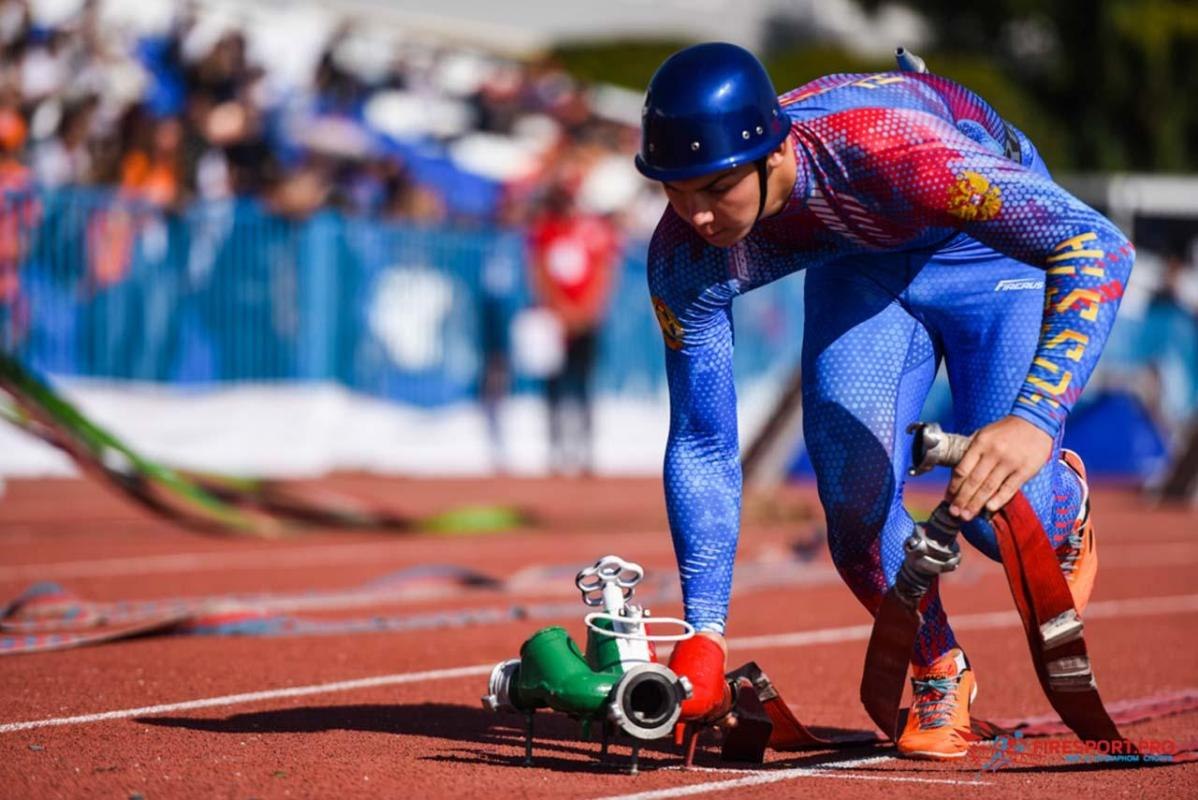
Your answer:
0,188 -> 806,405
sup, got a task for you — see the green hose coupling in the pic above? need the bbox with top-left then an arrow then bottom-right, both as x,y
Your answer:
520,626 -> 619,714
482,555 -> 693,742
483,625 -> 687,739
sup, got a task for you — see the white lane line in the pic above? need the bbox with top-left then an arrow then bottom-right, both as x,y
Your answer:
0,534 -> 677,581
729,593 -> 1198,650
591,756 -> 988,800
0,542 -> 419,581
655,755 -> 974,779
4,593 -> 1196,735
1,540 -> 1191,583
1103,543 -> 1198,568
0,664 -> 492,734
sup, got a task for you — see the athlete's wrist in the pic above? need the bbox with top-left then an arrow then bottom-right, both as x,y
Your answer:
1008,402 -> 1060,440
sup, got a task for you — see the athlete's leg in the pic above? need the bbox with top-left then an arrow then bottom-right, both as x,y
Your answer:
801,260 -> 955,667
570,329 -> 599,472
545,359 -> 566,473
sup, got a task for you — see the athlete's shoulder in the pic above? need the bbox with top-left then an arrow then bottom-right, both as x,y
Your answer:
647,207 -> 734,305
648,207 -> 717,268
648,207 -> 694,264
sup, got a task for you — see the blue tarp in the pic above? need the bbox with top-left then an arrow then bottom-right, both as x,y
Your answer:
1061,391 -> 1169,480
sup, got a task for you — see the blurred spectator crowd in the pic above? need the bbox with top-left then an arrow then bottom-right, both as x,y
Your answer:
0,0 -> 1194,457
0,0 -> 662,234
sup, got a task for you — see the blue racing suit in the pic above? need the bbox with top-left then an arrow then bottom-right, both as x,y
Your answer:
647,71 -> 1133,665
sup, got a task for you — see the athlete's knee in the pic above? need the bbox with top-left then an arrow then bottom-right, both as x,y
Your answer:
805,409 -> 896,531
819,486 -> 899,614
813,472 -> 897,579
817,465 -> 892,552
822,502 -> 885,564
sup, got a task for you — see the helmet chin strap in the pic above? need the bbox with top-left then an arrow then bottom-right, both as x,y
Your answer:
754,157 -> 770,221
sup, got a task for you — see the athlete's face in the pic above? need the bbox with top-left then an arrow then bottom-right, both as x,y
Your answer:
662,162 -> 762,249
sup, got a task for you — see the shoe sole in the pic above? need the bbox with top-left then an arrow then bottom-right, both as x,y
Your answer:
898,748 -> 969,760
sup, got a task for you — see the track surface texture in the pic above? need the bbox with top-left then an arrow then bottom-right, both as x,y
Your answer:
1,476 -> 1196,799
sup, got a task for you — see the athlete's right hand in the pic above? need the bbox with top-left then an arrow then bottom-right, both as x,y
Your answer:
945,415 -> 1053,521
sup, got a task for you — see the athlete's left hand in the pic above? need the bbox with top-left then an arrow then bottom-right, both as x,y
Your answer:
946,415 -> 1054,522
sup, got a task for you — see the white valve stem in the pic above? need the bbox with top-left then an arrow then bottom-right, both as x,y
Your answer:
601,580 -> 627,618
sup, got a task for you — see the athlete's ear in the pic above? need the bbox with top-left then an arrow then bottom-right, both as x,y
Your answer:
765,136 -> 790,169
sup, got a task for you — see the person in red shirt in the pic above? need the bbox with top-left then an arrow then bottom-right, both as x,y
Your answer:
0,105 -> 37,350
527,185 -> 620,474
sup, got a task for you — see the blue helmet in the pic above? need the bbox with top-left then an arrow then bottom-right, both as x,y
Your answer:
635,42 -> 789,183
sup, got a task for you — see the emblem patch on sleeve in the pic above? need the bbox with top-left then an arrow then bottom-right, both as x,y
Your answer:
652,296 -> 685,350
947,170 -> 1003,221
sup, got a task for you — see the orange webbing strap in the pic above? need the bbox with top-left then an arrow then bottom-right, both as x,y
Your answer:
694,662 -> 877,764
993,493 -> 1135,752
684,662 -> 812,764
726,661 -> 857,750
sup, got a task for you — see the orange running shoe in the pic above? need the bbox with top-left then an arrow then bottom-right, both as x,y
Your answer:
1057,449 -> 1097,614
897,648 -> 977,760
667,633 -> 733,721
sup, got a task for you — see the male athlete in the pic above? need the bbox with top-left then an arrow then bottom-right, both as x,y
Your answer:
636,43 -> 1129,759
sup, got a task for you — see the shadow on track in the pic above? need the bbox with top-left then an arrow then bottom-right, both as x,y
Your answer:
139,702 -> 681,771
138,702 -> 892,773
141,702 -> 563,740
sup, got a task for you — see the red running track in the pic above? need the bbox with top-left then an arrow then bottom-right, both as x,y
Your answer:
0,476 -> 1195,799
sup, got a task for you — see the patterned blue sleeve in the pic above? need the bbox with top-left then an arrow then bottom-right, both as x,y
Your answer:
648,211 -> 744,634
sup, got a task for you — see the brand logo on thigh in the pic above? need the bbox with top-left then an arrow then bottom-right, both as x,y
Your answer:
994,278 -> 1045,292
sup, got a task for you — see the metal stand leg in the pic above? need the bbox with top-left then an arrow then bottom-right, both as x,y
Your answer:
523,712 -> 534,766
629,743 -> 640,775
682,723 -> 700,768
599,720 -> 610,762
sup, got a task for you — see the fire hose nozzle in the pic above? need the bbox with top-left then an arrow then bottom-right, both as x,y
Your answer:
607,662 -> 691,740
908,422 -> 973,476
